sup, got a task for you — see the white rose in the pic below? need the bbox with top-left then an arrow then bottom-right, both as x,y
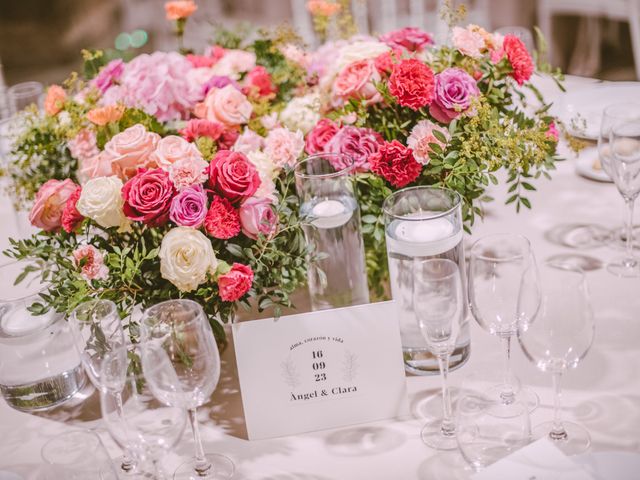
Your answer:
279,93 -> 321,135
246,150 -> 278,199
159,227 -> 218,292
334,41 -> 390,74
76,176 -> 130,230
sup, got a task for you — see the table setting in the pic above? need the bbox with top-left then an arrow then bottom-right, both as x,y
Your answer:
1,1 -> 640,479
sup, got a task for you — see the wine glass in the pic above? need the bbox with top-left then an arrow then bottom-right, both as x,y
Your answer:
518,262 -> 595,455
100,345 -> 187,479
140,299 -> 234,480
69,299 -> 137,474
456,374 -> 531,472
412,258 -> 465,450
468,234 -> 540,417
607,119 -> 640,277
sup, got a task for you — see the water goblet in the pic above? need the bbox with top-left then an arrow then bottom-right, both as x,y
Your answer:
607,119 -> 640,277
100,344 -> 187,479
140,299 -> 234,480
518,262 -> 595,455
412,258 -> 465,450
468,234 -> 540,417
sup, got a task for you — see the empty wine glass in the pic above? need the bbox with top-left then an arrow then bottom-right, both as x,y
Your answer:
468,234 -> 540,417
140,299 -> 234,480
100,345 -> 187,479
518,262 -> 595,455
7,81 -> 43,114
607,119 -> 640,277
456,374 -> 531,471
413,258 -> 465,450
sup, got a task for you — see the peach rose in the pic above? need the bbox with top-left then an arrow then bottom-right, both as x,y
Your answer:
333,59 -> 381,105
194,84 -> 252,126
307,0 -> 341,16
451,26 -> 486,59
150,135 -> 204,171
78,151 -> 115,183
44,85 -> 66,116
165,0 -> 197,20
104,124 -> 160,180
87,105 -> 125,126
29,179 -> 78,231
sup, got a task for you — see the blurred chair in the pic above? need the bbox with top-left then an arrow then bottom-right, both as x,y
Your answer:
537,0 -> 640,79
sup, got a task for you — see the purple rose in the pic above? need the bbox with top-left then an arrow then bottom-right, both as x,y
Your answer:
93,59 -> 125,94
169,185 -> 208,228
429,67 -> 480,124
324,126 -> 384,172
203,76 -> 241,96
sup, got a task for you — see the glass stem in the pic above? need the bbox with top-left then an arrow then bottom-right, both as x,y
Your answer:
550,371 -> 568,441
152,459 -> 168,480
500,335 -> 515,404
114,392 -> 136,472
624,198 -> 636,264
188,408 -> 212,477
436,354 -> 455,437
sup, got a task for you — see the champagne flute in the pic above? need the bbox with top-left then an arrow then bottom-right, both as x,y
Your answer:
140,299 -> 234,480
100,345 -> 187,479
607,119 -> 640,277
518,262 -> 595,455
468,234 -> 540,417
412,258 -> 465,450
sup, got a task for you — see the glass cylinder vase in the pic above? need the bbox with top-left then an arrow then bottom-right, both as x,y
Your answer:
294,153 -> 370,310
383,186 -> 470,375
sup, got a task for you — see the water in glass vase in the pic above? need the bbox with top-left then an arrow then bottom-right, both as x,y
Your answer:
386,214 -> 471,375
301,195 -> 370,310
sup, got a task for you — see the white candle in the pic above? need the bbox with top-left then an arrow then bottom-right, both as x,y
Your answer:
311,199 -> 353,229
387,216 -> 462,257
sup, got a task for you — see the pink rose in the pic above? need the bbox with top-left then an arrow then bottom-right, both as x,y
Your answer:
429,67 -> 480,124
73,245 -> 109,281
239,196 -> 278,240
78,152 -> 115,183
150,135 -> 204,171
29,179 -> 78,231
104,124 -> 160,180
324,126 -> 383,171
169,185 -> 208,228
68,129 -> 99,163
264,128 -> 305,167
122,168 -> 176,226
194,84 -> 253,126
451,26 -> 486,59
232,129 -> 265,155
168,155 -> 209,189
305,118 -> 339,155
406,120 -> 449,165
217,263 -> 254,302
209,150 -> 261,203
332,59 -> 381,105
380,27 -> 434,52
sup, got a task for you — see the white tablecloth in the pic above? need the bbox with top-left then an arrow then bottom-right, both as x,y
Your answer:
1,75 -> 639,479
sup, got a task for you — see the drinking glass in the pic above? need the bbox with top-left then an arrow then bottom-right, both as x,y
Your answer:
383,186 -> 470,375
294,153 -> 369,310
140,299 -> 234,480
412,258 -> 465,450
100,345 -> 187,479
41,430 -> 119,479
518,262 -> 595,455
607,120 -> 640,277
7,81 -> 43,113
468,234 -> 540,417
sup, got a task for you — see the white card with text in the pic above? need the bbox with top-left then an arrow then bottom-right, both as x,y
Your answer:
232,301 -> 409,440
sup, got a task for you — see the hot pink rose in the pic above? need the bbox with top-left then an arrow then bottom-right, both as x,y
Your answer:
29,179 -> 78,231
324,125 -> 383,171
239,196 -> 278,240
122,168 -> 176,226
305,118 -> 339,155
380,27 -> 434,52
217,263 -> 254,302
73,245 -> 109,281
150,135 -> 204,171
332,59 -> 381,105
209,150 -> 261,203
243,66 -> 277,98
264,127 -> 305,167
78,152 -> 115,183
194,84 -> 253,126
104,124 -> 160,180
68,129 -> 99,162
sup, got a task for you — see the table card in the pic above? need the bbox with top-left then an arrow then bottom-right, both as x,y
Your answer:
232,301 -> 409,440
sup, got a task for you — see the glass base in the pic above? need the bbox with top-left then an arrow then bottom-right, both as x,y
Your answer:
533,421 -> 591,455
606,256 -> 640,277
420,419 -> 457,450
484,384 -> 539,418
404,342 -> 470,376
174,454 -> 235,480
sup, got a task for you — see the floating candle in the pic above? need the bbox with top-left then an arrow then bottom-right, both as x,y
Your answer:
311,199 -> 353,229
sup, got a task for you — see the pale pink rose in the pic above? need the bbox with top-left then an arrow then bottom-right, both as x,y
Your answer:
194,85 -> 253,126
73,245 -> 109,281
210,50 -> 256,78
29,179 -> 78,231
264,128 -> 305,167
104,124 -> 161,180
451,26 -> 486,59
232,129 -> 265,155
332,59 -> 381,105
406,120 -> 450,165
168,155 -> 210,189
68,129 -> 99,162
150,135 -> 204,171
78,152 -> 115,183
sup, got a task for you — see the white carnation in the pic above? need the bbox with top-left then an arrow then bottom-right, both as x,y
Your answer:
246,150 -> 278,199
76,176 -> 130,230
279,93 -> 322,135
159,227 -> 218,292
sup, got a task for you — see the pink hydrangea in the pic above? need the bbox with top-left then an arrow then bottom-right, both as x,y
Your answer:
406,120 -> 450,165
92,59 -> 124,94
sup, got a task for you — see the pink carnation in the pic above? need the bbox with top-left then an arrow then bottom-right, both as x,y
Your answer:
204,196 -> 241,239
168,155 -> 209,189
264,128 -> 305,167
406,120 -> 449,165
73,245 -> 109,281
546,121 -> 559,142
179,119 -> 225,142
503,35 -> 534,85
232,129 -> 265,155
243,66 -> 277,98
217,263 -> 254,302
68,129 -> 99,163
380,27 -> 433,52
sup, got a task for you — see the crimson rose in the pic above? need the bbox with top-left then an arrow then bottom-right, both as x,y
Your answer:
122,168 -> 175,226
209,150 -> 261,203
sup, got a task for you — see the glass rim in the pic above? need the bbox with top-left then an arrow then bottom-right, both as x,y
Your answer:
293,153 -> 355,180
141,298 -> 205,328
71,298 -> 118,319
414,257 -> 460,280
8,81 -> 43,97
382,185 -> 463,222
41,429 -> 103,465
469,233 -> 532,263
610,118 -> 640,136
0,260 -> 51,302
603,102 -> 640,119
